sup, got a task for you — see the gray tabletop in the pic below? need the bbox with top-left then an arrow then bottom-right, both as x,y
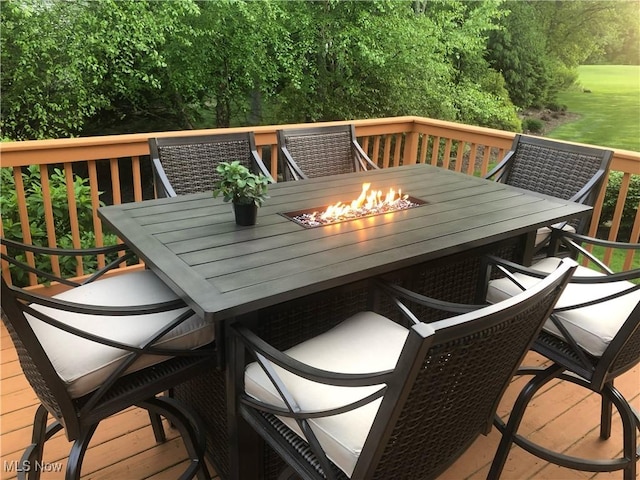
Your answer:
99,164 -> 591,322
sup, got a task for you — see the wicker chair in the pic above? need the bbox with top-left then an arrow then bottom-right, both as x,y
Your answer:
0,238 -> 215,480
149,132 -> 273,198
277,124 -> 379,181
229,257 -> 577,480
485,229 -> 640,480
485,134 -> 612,250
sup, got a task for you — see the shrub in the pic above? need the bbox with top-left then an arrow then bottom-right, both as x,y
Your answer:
545,101 -> 567,112
600,171 -> 640,240
522,118 -> 544,133
1,165 -> 118,284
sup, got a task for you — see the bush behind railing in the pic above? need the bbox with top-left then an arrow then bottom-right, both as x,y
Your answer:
601,171 -> 640,239
0,165 -> 119,285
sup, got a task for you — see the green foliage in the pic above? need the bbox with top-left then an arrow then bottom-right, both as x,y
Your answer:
1,0 -> 198,139
0,0 -> 522,136
486,1 -> 553,109
601,171 -> 640,238
522,118 -> 544,133
0,165 -> 118,284
2,0 -> 637,139
545,102 -> 567,113
486,1 -> 631,109
591,5 -> 640,66
266,0 -> 516,129
533,1 -> 634,68
451,73 -> 521,132
212,161 -> 270,206
160,0 -> 290,128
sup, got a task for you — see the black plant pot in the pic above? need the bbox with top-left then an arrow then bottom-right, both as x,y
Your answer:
233,202 -> 258,226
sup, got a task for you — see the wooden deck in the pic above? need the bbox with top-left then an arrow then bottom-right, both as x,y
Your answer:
1,321 -> 638,480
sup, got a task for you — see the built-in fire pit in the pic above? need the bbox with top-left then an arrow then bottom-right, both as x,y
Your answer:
281,183 -> 427,228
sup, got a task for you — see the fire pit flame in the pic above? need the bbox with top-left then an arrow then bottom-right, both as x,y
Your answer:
285,183 -> 425,228
319,183 -> 404,222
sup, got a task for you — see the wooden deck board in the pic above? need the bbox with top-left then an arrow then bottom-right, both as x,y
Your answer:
2,323 -> 637,479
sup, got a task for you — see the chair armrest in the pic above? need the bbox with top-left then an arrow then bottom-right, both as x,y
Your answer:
484,251 -> 639,307
251,150 -> 275,183
234,324 -> 394,388
152,158 -> 178,198
548,228 -> 640,275
0,238 -> 136,287
352,140 -> 379,171
484,150 -> 515,182
280,145 -> 308,181
567,169 -> 606,204
550,228 -> 640,250
7,283 -> 205,355
375,279 -> 484,326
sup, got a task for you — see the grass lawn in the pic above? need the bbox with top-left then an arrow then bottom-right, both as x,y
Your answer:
587,246 -> 640,276
548,65 -> 639,271
550,65 -> 640,152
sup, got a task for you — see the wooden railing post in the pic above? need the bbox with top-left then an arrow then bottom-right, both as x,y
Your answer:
403,131 -> 420,166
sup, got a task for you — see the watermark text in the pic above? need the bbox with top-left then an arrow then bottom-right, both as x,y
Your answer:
4,460 -> 64,473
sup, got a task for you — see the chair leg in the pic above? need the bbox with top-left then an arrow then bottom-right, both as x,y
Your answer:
490,368 -> 639,480
603,383 -> 639,480
149,410 -> 167,443
148,389 -> 178,441
139,397 -> 210,480
65,424 -> 99,480
18,405 -> 63,480
488,364 -> 563,480
599,380 -> 614,440
600,390 -> 613,440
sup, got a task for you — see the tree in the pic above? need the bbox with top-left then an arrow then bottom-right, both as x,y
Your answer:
6,0 -> 635,140
413,0 -> 520,130
486,1 -> 553,109
266,0 -> 519,131
534,0 -> 632,68
162,0 -> 291,128
485,1 -> 636,110
587,1 -> 640,65
1,0 -> 198,140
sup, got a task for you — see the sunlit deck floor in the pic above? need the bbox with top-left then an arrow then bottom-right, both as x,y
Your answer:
2,321 -> 638,480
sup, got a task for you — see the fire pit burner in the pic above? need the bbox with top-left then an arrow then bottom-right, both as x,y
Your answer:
280,183 -> 427,228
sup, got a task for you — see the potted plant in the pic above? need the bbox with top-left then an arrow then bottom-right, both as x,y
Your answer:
212,161 -> 269,226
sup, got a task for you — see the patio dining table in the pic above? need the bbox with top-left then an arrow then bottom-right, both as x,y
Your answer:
98,163 -> 592,479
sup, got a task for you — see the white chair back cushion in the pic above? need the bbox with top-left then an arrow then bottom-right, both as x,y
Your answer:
27,270 -> 214,398
487,257 -> 640,357
244,311 -> 409,477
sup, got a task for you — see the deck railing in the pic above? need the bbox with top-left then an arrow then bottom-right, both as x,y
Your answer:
2,116 -> 638,287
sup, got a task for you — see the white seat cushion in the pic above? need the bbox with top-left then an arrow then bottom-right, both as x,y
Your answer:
487,257 -> 640,357
244,311 -> 409,477
27,270 -> 214,398
535,223 -> 576,247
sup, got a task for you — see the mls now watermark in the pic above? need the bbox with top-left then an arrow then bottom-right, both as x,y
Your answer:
4,460 -> 64,473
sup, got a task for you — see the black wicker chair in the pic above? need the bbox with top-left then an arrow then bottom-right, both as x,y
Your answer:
485,134 -> 612,251
229,257 -> 576,480
0,238 -> 215,480
485,229 -> 640,479
277,124 -> 379,181
149,132 -> 273,198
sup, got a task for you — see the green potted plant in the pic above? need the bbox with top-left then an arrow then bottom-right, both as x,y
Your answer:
212,161 -> 270,226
